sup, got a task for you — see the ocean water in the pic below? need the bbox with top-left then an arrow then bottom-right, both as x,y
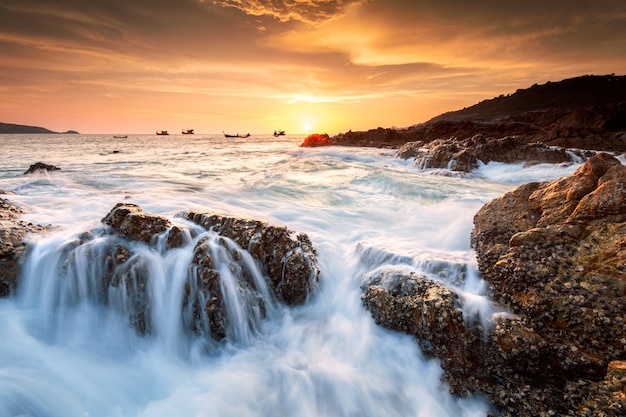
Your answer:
0,134 -> 582,417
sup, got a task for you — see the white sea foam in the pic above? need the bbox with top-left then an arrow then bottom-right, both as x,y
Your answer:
0,134 -> 586,417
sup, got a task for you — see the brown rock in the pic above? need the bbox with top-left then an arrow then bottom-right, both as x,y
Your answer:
470,153 -> 626,415
102,203 -> 180,246
23,162 -> 61,175
397,135 -> 576,172
0,198 -> 47,297
183,210 -> 319,305
362,154 -> 626,415
68,204 -> 320,340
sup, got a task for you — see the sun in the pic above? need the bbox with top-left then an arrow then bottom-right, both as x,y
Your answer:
303,122 -> 313,133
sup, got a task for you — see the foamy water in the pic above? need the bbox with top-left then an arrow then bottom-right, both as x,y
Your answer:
0,134 -> 582,417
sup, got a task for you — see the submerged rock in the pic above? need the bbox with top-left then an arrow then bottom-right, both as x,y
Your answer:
360,267 -> 485,394
23,162 -> 61,175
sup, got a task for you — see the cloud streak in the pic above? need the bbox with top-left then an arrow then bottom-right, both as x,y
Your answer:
207,0 -> 365,23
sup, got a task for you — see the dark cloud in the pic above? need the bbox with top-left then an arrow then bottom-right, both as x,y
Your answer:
361,0 -> 626,52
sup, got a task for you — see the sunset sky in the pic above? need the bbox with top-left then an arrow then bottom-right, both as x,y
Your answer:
1,0 -> 625,135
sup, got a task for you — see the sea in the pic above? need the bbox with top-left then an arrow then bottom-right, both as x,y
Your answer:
0,133 -> 583,417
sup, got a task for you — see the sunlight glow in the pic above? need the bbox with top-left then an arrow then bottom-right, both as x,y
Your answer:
303,122 -> 312,132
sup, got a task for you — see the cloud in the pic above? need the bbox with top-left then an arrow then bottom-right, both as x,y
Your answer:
1,0 -> 625,133
207,0 -> 366,24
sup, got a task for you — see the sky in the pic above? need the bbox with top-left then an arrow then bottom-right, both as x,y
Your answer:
1,0 -> 625,135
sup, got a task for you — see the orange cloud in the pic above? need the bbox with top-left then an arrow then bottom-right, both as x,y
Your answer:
206,0 -> 367,23
0,0 -> 625,134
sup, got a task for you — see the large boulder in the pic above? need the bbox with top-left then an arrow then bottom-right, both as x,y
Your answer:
470,153 -> 626,415
0,198 -> 47,296
361,154 -> 626,416
95,204 -> 320,339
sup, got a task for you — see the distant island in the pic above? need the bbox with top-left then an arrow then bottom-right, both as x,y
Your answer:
0,122 -> 79,134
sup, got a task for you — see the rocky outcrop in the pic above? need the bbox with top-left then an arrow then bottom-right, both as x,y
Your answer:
183,210 -> 319,306
470,153 -> 626,415
0,198 -> 47,296
1,201 -> 320,340
361,154 -> 626,416
97,204 -> 320,339
23,162 -> 61,175
394,135 -> 578,172
332,105 -> 626,153
331,75 -> 626,154
360,267 -> 485,395
102,202 -> 185,248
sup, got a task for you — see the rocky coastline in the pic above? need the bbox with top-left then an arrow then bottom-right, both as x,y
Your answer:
303,75 -> 626,173
361,154 -> 626,416
3,152 -> 625,415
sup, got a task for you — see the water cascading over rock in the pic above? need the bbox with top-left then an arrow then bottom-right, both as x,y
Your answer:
15,202 -> 320,346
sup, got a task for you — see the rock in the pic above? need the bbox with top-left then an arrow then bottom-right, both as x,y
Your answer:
0,198 -> 47,296
91,204 -> 320,340
360,268 -> 484,394
571,360 -> 626,416
361,154 -> 626,415
331,76 -> 626,154
300,133 -> 331,147
395,135 -> 576,172
23,162 -> 61,175
469,153 -> 626,415
182,210 -> 320,305
102,203 -> 182,247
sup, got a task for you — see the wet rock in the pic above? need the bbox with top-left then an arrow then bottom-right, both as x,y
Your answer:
102,203 -> 181,247
470,153 -> 626,415
300,133 -> 331,147
361,154 -> 626,415
23,162 -> 61,175
360,267 -> 485,394
183,210 -> 320,305
184,234 -> 267,340
0,198 -> 47,296
98,204 -> 319,340
395,135 -> 576,172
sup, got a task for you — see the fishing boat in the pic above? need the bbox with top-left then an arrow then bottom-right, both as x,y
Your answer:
273,130 -> 285,137
156,130 -> 169,135
182,129 -> 194,134
223,132 -> 250,138
113,135 -> 127,138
